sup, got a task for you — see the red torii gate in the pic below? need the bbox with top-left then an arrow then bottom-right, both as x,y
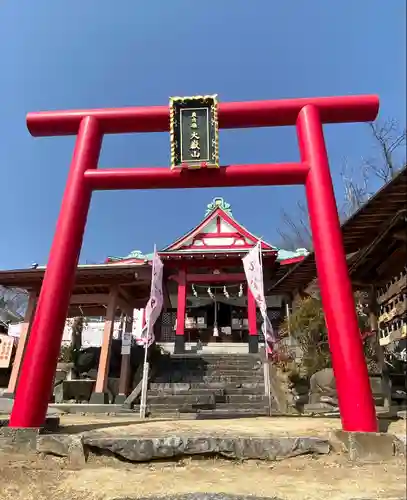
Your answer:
10,95 -> 379,432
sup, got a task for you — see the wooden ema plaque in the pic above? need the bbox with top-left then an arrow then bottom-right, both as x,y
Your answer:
0,334 -> 14,369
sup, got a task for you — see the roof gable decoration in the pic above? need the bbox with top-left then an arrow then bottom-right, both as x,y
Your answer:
105,249 -> 152,265
205,197 -> 233,217
162,197 -> 275,253
277,248 -> 309,263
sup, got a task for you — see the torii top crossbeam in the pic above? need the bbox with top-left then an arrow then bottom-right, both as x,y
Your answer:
27,95 -> 379,136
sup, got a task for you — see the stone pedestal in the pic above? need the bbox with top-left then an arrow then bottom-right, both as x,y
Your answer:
114,394 -> 127,404
248,335 -> 259,353
89,392 -> 109,404
174,335 -> 185,354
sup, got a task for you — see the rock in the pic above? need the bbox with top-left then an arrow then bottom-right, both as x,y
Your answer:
37,434 -> 86,466
83,435 -> 330,462
308,368 -> 336,404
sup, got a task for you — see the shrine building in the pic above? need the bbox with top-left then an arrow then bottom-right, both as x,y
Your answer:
0,197 -> 307,392
105,197 -> 307,354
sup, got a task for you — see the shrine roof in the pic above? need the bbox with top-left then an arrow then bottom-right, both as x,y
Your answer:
0,263 -> 152,289
269,165 -> 407,294
107,197 -> 308,265
348,210 -> 407,285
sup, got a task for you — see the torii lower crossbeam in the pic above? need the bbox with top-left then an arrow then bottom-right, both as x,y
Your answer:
10,95 -> 379,432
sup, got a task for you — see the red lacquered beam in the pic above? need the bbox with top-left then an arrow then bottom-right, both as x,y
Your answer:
27,95 -> 379,136
84,163 -> 309,190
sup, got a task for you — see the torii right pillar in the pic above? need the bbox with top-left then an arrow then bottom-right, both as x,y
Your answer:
297,105 -> 377,432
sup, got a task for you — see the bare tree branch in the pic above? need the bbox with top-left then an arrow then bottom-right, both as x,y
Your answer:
0,286 -> 28,317
340,158 -> 372,218
363,120 -> 406,182
276,117 -> 406,248
277,202 -> 313,251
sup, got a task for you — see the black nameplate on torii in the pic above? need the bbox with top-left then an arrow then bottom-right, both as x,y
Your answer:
170,95 -> 219,169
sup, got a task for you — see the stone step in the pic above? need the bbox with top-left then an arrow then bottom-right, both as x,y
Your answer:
223,385 -> 266,394
216,394 -> 268,403
215,402 -> 270,411
161,365 -> 262,374
140,400 -> 270,411
166,359 -> 261,369
134,404 -> 270,416
146,394 -> 268,405
153,375 -> 264,384
147,394 -> 216,405
149,382 -> 265,391
167,359 -> 262,367
170,354 -> 260,359
152,374 -> 264,383
147,388 -> 225,397
134,405 -> 208,414
147,385 -> 266,397
195,408 -> 269,418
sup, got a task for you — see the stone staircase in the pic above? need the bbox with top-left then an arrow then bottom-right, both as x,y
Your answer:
135,353 -> 272,418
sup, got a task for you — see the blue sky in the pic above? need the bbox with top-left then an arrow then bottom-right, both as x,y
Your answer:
1,0 -> 405,269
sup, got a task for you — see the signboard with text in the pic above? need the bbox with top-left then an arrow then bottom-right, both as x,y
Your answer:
170,95 -> 219,169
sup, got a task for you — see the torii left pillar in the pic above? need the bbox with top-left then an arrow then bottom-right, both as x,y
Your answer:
10,116 -> 102,427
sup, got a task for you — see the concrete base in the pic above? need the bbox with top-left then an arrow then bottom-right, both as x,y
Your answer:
248,335 -> 259,353
114,394 -> 127,405
0,430 -> 85,466
0,415 -> 60,433
37,434 -> 86,466
331,430 -> 398,461
89,392 -> 110,404
174,335 -> 185,354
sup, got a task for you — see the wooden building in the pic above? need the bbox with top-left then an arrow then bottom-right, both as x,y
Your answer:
270,166 -> 407,387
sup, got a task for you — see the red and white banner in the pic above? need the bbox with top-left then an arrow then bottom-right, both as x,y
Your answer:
242,242 -> 276,353
136,249 -> 164,347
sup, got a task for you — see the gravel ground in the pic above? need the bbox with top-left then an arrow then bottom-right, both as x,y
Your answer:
0,416 -> 405,500
0,453 -> 405,500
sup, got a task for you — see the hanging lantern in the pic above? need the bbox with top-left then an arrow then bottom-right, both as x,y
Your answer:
192,284 -> 198,297
207,287 -> 215,299
223,285 -> 230,299
238,284 -> 243,297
